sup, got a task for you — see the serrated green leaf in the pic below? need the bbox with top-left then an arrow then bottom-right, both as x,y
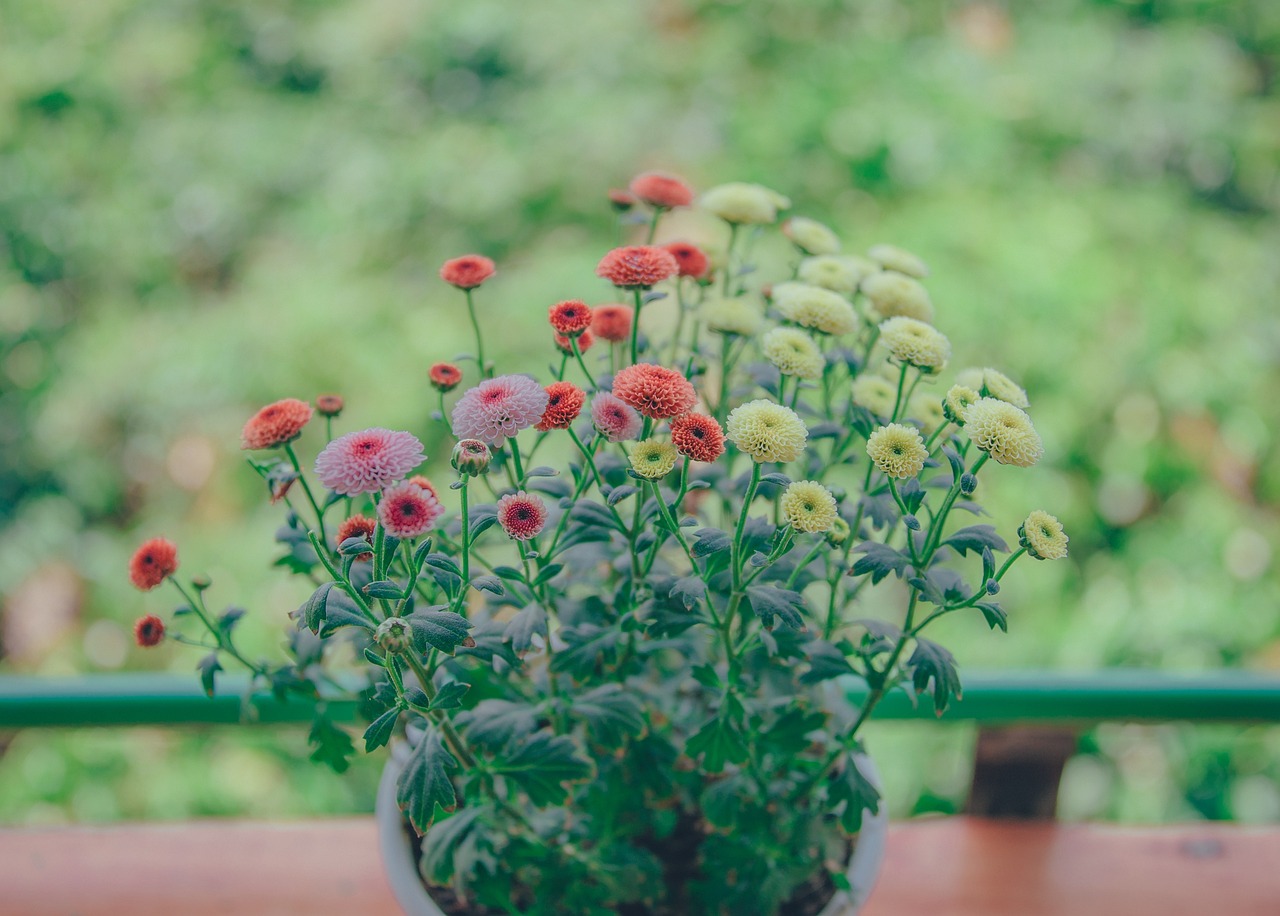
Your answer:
744,585 -> 808,631
686,715 -> 748,773
977,601 -> 1008,632
571,684 -> 647,747
908,637 -> 962,714
429,680 -> 470,711
363,707 -> 401,752
309,715 -> 354,773
420,805 -> 488,885
471,575 -> 504,595
668,576 -> 706,610
503,603 -> 547,654
801,640 -> 857,684
456,699 -> 541,751
397,728 -> 457,836
691,527 -> 731,557
550,624 -> 624,680
407,609 -> 475,655
943,525 -> 1009,557
490,731 -> 593,806
828,754 -> 881,834
851,542 -> 912,584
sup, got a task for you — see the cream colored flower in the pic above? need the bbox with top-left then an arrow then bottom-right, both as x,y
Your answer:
726,399 -> 808,463
772,282 -> 858,336
908,390 -> 946,435
702,296 -> 765,337
700,183 -> 791,225
964,398 -> 1043,467
826,517 -> 851,547
943,384 -> 981,425
783,217 -> 840,256
1020,510 -> 1069,560
861,271 -> 935,323
781,480 -> 839,533
797,255 -> 871,296
879,317 -> 950,373
866,423 -> 929,479
955,367 -> 1029,410
851,374 -> 898,418
762,327 -> 825,379
867,244 -> 929,278
628,439 -> 678,479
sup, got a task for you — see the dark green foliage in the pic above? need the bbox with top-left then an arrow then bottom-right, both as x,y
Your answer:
397,727 -> 458,834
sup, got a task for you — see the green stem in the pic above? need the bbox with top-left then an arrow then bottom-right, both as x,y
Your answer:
569,338 -> 596,390
645,206 -> 664,245
465,288 -> 489,378
454,479 -> 471,615
629,288 -> 644,366
284,443 -> 328,547
401,650 -> 477,768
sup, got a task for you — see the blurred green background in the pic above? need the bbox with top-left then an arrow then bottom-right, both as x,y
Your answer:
1,0 -> 1278,826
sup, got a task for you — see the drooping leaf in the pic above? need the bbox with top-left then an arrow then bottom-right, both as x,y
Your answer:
685,715 -> 748,773
668,576 -> 707,610
572,684 -> 647,747
977,601 -> 1008,632
420,805 -> 489,885
503,603 -> 548,654
456,620 -> 522,672
828,754 -> 882,833
299,582 -> 374,636
456,699 -> 541,751
196,652 -> 222,698
308,715 -> 354,773
363,707 -> 401,752
908,637 -> 962,714
801,640 -> 857,684
744,585 -> 808,631
550,624 -> 625,680
470,514 -> 500,538
490,730 -> 593,806
396,727 -> 458,835
691,527 -> 732,558
406,608 -> 475,655
942,525 -> 1009,557
607,485 -> 639,507
851,542 -> 912,584
428,680 -> 470,711
217,608 -> 246,636
471,575 -> 504,596
363,579 -> 404,600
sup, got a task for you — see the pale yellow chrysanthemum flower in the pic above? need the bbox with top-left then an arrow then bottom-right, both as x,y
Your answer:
879,317 -> 951,373
797,255 -> 870,296
964,397 -> 1044,467
700,183 -> 792,225
726,399 -> 808,463
955,367 -> 1030,410
907,390 -> 946,435
860,271 -> 935,323
702,296 -> 765,337
772,282 -> 858,336
1020,510 -> 1069,560
783,217 -> 840,256
866,423 -> 929,479
628,439 -> 678,479
781,480 -> 839,533
868,243 -> 929,279
943,384 -> 981,425
762,327 -> 825,379
851,374 -> 898,418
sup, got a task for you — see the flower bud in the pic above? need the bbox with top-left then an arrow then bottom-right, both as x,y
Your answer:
826,517 -> 851,547
986,579 -> 1000,595
192,575 -> 212,591
904,514 -> 920,531
315,394 -> 344,417
960,473 -> 978,495
375,617 -> 413,654
451,439 -> 491,477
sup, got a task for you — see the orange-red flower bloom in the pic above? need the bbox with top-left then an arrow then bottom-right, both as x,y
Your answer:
439,255 -> 495,290
612,363 -> 697,420
241,398 -> 313,450
315,394 -> 344,417
608,189 -> 636,212
555,329 -> 594,355
591,304 -> 633,343
408,475 -> 440,502
430,363 -> 463,392
670,413 -> 725,463
663,242 -> 710,279
548,300 -> 593,336
134,615 -> 165,647
536,382 -> 587,431
629,171 -> 695,209
336,515 -> 377,561
596,246 -> 678,290
129,538 -> 179,591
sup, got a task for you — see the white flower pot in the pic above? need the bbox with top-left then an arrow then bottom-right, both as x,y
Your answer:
375,742 -> 888,916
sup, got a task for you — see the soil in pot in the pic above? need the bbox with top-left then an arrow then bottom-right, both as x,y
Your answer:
404,810 -> 843,916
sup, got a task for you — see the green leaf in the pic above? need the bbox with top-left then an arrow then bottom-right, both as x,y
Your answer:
308,715 -> 354,773
407,609 -> 475,655
490,730 -> 593,806
685,715 -> 748,773
470,514 -> 500,538
420,806 -> 488,885
492,565 -> 525,581
606,485 -> 639,506
572,684 -> 647,747
942,446 -> 965,482
471,574 -> 504,595
429,680 -> 470,711
534,563 -> 564,585
701,774 -> 751,830
363,579 -> 404,600
908,637 -> 962,714
412,537 -> 435,568
363,707 -> 401,752
668,576 -> 706,610
503,603 -> 547,655
943,525 -> 1009,557
851,543 -> 912,584
423,553 -> 462,576
526,465 -> 559,477
744,585 -> 808,631
551,624 -> 624,680
457,699 -> 540,751
977,601 -> 1008,632
828,754 -> 881,834
396,727 -> 458,834
217,608 -> 246,636
339,536 -> 373,557
196,652 -> 222,698
691,527 -> 732,557
801,641 -> 857,684
300,582 -> 373,636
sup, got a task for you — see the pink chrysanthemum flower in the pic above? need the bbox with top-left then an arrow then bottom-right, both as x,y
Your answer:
591,304 -> 633,343
611,363 -> 698,420
548,300 -> 593,336
240,398 -> 313,450
314,428 -> 425,496
554,329 -> 594,354
377,481 -> 444,539
596,246 -> 679,289
451,374 -> 550,446
537,382 -> 587,431
590,391 -> 644,443
496,490 -> 548,541
439,255 -> 495,290
629,171 -> 695,209
663,241 -> 710,279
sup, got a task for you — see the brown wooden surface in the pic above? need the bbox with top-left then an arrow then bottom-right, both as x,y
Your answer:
1,816 -> 1277,915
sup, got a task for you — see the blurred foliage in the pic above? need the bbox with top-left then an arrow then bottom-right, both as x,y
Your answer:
1,0 -> 1277,825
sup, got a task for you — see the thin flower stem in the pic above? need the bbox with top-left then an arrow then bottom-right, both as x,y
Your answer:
645,207 -> 664,245
569,338 -> 596,390
629,288 -> 645,366
168,579 -> 267,678
400,650 -> 477,769
889,362 -> 911,423
721,223 -> 739,297
647,479 -> 696,569
465,288 -> 489,378
783,539 -> 826,591
454,478 -> 471,615
306,531 -> 380,624
284,443 -> 329,547
509,441 -> 526,489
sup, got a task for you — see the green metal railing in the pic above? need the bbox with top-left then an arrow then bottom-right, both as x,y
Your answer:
2,671 -> 1278,730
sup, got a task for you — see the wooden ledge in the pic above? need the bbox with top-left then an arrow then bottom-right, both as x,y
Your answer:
1,816 -> 1277,915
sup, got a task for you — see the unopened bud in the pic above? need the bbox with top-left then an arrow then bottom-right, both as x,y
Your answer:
960,473 -> 977,495
375,617 -> 413,654
985,579 -> 1000,595
451,439 -> 491,477
903,514 -> 920,531
826,517 -> 851,547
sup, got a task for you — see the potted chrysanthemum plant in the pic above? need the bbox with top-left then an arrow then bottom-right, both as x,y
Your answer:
127,170 -> 1068,915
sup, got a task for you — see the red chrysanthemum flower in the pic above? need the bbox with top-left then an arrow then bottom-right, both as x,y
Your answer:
240,398 -> 314,450
430,363 -> 464,392
134,615 -> 165,648
670,413 -> 726,463
129,538 -> 179,591
536,382 -> 587,431
629,171 -> 695,209
590,304 -> 633,343
439,255 -> 496,290
596,246 -> 679,290
663,241 -> 710,279
555,329 -> 594,354
336,515 -> 377,561
378,481 -> 444,539
611,363 -> 698,420
496,490 -> 548,541
608,189 -> 636,212
548,300 -> 593,336
408,475 -> 440,502
315,394 -> 344,417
